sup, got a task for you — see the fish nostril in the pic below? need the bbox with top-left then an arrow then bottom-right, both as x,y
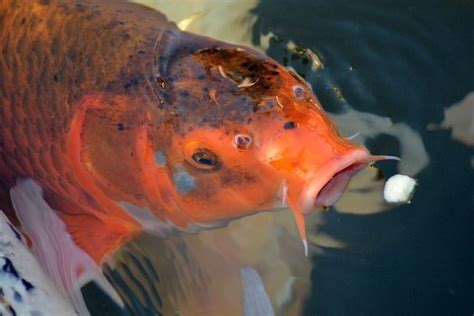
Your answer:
292,85 -> 305,100
234,134 -> 252,150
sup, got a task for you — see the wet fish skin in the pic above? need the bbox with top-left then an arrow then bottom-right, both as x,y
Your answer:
0,0 -> 179,262
0,0 -> 371,269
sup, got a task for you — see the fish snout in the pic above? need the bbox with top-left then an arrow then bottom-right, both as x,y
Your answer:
281,146 -> 370,256
292,147 -> 371,215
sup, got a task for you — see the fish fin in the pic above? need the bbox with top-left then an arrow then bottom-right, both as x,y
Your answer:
240,267 -> 275,316
42,190 -> 141,264
10,178 -> 125,315
58,210 -> 139,265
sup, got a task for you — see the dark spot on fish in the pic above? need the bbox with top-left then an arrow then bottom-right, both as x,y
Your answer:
14,291 -> 22,302
75,3 -> 86,12
22,279 -> 34,291
179,90 -> 190,98
117,123 -> 125,131
8,305 -> 17,316
53,74 -> 59,82
20,17 -> 26,25
8,223 -> 22,241
197,74 -> 206,80
221,169 -> 257,186
2,257 -> 20,278
124,78 -> 139,90
284,121 -> 297,129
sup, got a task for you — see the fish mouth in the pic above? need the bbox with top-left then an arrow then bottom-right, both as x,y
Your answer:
297,149 -> 371,215
286,150 -> 399,255
297,151 -> 400,214
313,162 -> 366,208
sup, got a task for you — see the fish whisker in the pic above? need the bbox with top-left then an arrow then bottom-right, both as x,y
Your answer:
345,131 -> 360,140
281,182 -> 288,208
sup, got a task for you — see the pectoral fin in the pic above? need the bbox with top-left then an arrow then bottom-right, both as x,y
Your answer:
10,178 -> 126,315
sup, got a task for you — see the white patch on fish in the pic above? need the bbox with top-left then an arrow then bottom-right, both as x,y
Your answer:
0,212 -> 75,316
10,178 -> 123,316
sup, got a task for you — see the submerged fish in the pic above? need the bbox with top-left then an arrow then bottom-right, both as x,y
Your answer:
0,0 -> 395,312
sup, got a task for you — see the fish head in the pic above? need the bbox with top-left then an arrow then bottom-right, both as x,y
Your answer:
157,45 -> 392,238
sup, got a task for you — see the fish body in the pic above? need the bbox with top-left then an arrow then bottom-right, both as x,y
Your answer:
0,0 -> 389,310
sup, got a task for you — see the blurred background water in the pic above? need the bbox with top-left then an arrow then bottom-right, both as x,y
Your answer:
85,1 -> 473,315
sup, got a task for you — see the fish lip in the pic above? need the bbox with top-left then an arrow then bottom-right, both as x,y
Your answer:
314,162 -> 366,208
298,149 -> 370,214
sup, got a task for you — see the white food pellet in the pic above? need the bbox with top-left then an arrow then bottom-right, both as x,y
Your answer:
383,174 -> 417,203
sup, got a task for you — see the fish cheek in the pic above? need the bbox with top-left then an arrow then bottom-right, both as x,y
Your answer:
217,168 -> 270,207
80,106 -> 146,203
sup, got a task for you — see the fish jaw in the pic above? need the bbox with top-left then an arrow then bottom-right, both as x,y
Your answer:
257,119 -> 371,249
287,148 -> 371,215
283,147 -> 370,250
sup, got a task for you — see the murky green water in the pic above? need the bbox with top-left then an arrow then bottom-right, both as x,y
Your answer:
85,1 -> 473,315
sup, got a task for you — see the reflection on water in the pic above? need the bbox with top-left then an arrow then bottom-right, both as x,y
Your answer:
428,91 -> 474,147
94,1 -> 473,315
250,1 -> 473,316
109,212 -> 311,315
137,0 -> 258,48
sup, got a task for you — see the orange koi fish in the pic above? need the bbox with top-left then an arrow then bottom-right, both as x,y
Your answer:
0,0 -> 396,312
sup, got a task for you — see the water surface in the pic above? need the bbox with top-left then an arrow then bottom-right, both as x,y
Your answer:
87,1 -> 473,315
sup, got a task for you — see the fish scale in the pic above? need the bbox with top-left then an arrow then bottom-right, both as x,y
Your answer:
0,0 -> 165,183
0,1 -> 173,268
0,1 -> 394,314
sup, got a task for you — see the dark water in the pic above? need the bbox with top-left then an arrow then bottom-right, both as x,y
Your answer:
251,0 -> 473,315
82,1 -> 473,315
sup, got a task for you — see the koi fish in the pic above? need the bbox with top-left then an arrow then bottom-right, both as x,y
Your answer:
0,0 -> 396,312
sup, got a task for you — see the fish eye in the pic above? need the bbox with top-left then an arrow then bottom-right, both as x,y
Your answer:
284,121 -> 297,130
190,148 -> 220,170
